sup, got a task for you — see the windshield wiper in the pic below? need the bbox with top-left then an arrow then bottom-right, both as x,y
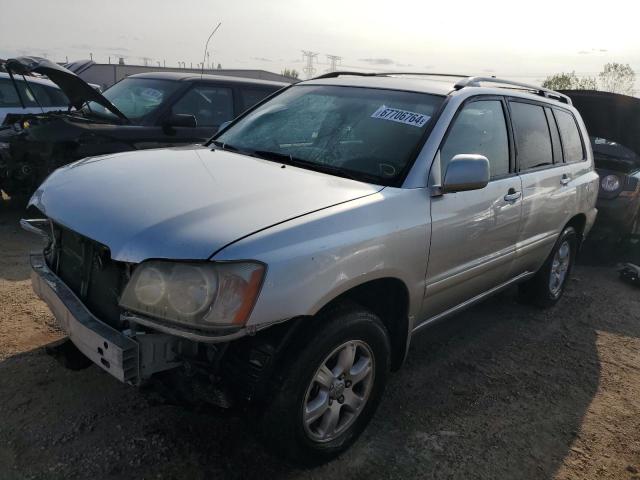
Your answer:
211,140 -> 249,154
250,149 -> 381,184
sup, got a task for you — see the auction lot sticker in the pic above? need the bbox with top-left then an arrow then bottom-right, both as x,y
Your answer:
371,106 -> 430,127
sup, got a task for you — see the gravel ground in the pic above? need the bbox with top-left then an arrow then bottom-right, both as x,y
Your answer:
1,202 -> 640,480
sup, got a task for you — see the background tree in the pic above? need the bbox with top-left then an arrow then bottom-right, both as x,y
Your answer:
542,71 -> 597,90
598,62 -> 635,96
281,68 -> 300,80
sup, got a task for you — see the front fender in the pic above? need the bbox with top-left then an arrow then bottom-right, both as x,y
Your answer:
213,187 -> 431,329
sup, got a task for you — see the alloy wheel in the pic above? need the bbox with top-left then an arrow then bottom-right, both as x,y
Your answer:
302,340 -> 375,443
549,240 -> 571,297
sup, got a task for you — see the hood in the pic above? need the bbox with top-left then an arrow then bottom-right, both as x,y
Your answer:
6,56 -> 128,121
29,147 -> 383,263
559,90 -> 640,163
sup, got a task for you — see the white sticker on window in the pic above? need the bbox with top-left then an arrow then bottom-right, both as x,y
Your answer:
371,105 -> 430,128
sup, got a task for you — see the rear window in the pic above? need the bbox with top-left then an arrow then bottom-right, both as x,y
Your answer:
554,109 -> 585,163
510,101 -> 553,171
43,86 -> 69,107
0,78 -> 45,108
0,78 -> 21,107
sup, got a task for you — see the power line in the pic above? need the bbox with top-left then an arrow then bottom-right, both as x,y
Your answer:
302,50 -> 319,79
326,54 -> 342,73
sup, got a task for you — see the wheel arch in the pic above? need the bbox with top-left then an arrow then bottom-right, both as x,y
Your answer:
314,277 -> 411,371
565,213 -> 587,247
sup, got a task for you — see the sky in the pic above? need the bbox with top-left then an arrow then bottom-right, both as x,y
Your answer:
2,0 -> 639,86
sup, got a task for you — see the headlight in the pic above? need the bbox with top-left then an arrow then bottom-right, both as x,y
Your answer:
601,174 -> 621,192
119,260 -> 265,329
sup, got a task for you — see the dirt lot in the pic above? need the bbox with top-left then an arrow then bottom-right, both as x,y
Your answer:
1,203 -> 640,480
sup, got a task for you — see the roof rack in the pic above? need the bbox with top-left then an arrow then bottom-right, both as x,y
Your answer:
312,71 -> 470,80
454,76 -> 572,104
310,72 -> 572,105
312,71 -> 378,80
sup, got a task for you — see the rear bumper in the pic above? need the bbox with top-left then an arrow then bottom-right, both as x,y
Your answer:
30,253 -> 140,384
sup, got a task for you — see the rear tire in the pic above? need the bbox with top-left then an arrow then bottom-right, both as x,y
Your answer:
518,226 -> 577,308
259,304 -> 390,465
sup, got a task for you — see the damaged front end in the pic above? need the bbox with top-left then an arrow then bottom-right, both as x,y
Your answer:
1,57 -> 128,198
24,219 -> 293,408
0,112 -> 124,197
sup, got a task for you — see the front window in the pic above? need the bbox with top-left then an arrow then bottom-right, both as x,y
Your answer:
214,85 -> 443,185
84,78 -> 180,121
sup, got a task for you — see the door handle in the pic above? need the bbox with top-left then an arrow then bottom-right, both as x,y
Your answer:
560,174 -> 570,186
504,189 -> 522,202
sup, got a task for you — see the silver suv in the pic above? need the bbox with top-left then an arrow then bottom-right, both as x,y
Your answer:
24,73 -> 598,463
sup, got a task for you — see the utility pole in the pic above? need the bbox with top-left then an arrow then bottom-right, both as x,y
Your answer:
326,54 -> 341,73
302,50 -> 319,79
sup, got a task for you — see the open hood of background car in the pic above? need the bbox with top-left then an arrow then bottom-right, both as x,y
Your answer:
6,56 -> 128,122
560,90 -> 640,164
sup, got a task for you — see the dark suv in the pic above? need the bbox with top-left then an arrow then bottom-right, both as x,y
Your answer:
560,90 -> 640,240
0,57 -> 287,197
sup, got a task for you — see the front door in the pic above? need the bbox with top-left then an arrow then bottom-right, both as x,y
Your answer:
420,98 -> 523,322
158,83 -> 236,145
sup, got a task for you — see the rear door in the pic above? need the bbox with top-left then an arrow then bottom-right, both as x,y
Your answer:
509,99 -> 572,275
422,97 -> 523,320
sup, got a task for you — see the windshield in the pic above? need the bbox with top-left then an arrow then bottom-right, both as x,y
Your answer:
83,78 -> 180,121
215,85 -> 443,185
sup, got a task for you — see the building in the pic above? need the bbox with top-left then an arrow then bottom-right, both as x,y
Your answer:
64,60 -> 297,90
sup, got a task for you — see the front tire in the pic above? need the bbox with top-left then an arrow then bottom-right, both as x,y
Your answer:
519,226 -> 577,308
260,304 -> 390,465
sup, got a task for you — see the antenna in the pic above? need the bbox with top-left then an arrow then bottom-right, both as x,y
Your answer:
326,54 -> 342,73
202,22 -> 222,79
302,50 -> 319,79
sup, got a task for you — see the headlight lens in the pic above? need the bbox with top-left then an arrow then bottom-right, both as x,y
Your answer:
601,174 -> 621,192
120,260 -> 265,328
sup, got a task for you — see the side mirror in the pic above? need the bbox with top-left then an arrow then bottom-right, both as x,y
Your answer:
442,154 -> 490,193
164,114 -> 197,129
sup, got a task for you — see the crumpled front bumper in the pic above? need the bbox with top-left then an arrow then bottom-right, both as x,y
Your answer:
30,253 -> 141,384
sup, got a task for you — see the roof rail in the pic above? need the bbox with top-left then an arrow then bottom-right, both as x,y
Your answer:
454,76 -> 572,105
312,71 -> 470,81
379,72 -> 470,79
312,71 -> 378,80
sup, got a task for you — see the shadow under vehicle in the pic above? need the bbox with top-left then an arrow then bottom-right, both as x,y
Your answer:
0,57 -> 287,198
560,90 -> 640,242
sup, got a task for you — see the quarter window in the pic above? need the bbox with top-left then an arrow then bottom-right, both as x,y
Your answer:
441,100 -> 510,178
554,109 -> 585,162
510,101 -> 553,171
171,86 -> 234,127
